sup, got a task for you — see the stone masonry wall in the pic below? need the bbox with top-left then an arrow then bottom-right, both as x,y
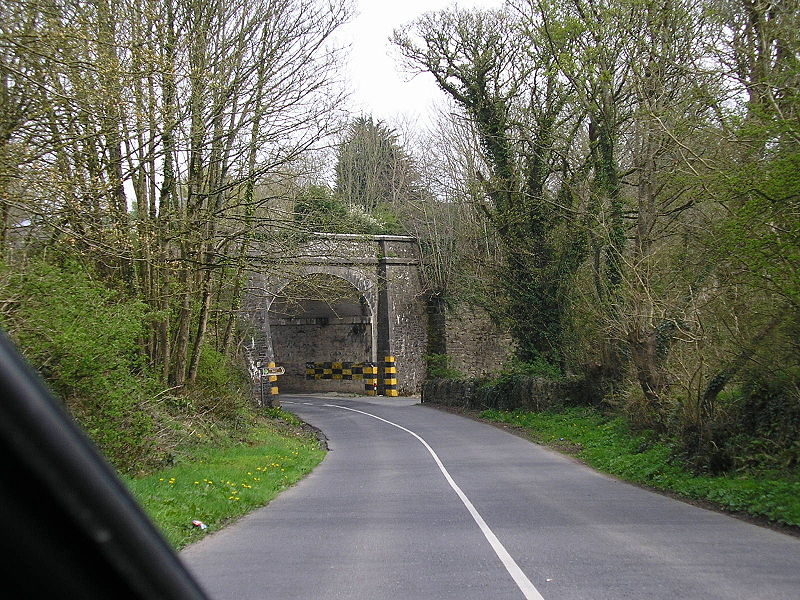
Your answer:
271,320 -> 371,393
444,303 -> 514,378
386,266 -> 426,394
420,374 -> 603,411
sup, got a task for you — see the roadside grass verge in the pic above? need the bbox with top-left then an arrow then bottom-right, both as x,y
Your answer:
480,407 -> 800,529
125,410 -> 325,549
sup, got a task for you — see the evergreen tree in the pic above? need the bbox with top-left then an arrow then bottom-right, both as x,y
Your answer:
335,116 -> 419,211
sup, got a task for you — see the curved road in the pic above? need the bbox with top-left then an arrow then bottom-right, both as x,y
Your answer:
181,395 -> 800,599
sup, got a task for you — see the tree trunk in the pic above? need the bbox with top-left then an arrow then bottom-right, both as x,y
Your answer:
171,269 -> 194,387
187,268 -> 213,384
702,315 -> 781,410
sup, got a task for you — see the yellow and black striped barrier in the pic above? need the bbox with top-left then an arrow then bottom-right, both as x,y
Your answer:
364,363 -> 379,396
305,361 -> 379,395
383,355 -> 398,397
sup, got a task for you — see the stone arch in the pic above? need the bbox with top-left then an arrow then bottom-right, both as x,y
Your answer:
266,265 -> 378,319
265,269 -> 378,392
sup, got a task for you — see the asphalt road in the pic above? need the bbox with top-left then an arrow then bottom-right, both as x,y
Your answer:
181,395 -> 800,600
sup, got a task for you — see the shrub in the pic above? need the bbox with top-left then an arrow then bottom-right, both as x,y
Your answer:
186,344 -> 251,422
0,260 -> 159,473
425,353 -> 463,379
501,355 -> 563,380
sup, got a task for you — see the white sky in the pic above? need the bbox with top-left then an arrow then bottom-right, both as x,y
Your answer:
337,0 -> 504,128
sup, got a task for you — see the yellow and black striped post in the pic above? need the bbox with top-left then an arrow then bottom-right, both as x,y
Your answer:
383,356 -> 398,397
364,362 -> 378,396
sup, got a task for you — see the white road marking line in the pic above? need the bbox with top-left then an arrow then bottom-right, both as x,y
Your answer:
323,403 -> 545,600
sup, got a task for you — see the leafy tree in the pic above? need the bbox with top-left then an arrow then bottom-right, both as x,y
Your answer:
396,0 -> 799,472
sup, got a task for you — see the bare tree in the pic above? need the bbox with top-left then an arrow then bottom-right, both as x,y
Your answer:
1,0 -> 353,387
393,6 -> 581,366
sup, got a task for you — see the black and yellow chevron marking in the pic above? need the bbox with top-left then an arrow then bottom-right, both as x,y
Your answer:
383,355 -> 398,397
305,361 -> 378,386
304,360 -> 387,396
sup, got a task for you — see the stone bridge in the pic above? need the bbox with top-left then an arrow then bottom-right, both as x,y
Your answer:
242,233 -> 427,395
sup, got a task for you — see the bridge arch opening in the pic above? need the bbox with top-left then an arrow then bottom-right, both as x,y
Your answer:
268,273 -> 375,392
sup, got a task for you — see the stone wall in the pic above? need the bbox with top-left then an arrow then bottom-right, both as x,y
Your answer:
444,303 -> 514,378
420,377 -> 562,411
382,238 -> 427,394
271,319 -> 371,393
420,375 -> 602,411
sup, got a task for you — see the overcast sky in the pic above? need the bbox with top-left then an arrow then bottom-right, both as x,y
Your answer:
336,0 -> 503,127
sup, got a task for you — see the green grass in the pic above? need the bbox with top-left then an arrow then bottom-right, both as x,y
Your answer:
125,413 -> 325,549
481,407 -> 800,528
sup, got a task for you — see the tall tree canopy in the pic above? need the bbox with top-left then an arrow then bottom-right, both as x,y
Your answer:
394,7 -> 581,366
